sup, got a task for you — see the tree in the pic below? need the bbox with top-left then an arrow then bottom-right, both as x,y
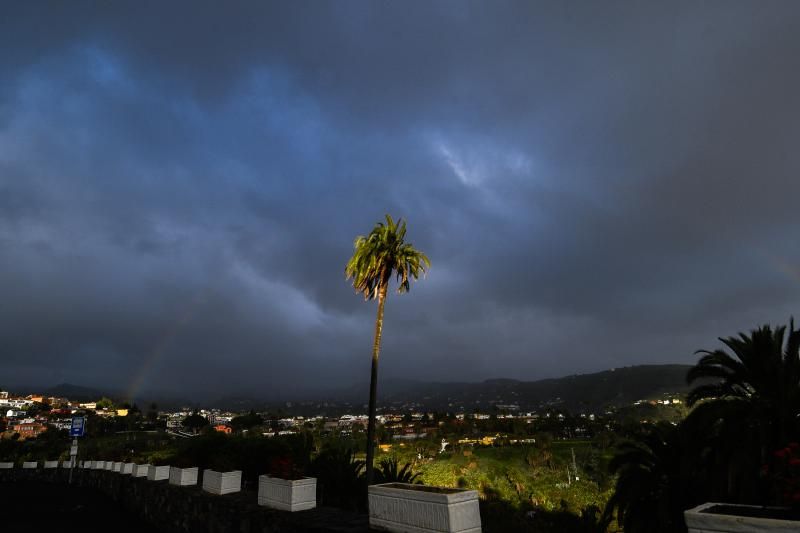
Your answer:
146,403 -> 159,424
603,422 -> 690,533
345,214 -> 430,484
96,397 -> 114,410
230,411 -> 263,433
373,457 -> 421,484
685,320 -> 800,502
687,321 -> 800,452
183,413 -> 209,433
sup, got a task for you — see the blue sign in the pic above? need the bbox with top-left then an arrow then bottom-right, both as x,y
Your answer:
69,416 -> 86,437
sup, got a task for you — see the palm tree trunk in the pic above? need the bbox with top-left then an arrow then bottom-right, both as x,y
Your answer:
365,282 -> 387,485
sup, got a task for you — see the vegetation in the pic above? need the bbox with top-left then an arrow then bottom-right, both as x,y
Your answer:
345,214 -> 430,484
373,457 -> 421,484
605,319 -> 800,532
6,320 -> 798,531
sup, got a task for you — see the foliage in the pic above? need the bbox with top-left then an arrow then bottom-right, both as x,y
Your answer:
603,422 -> 689,533
373,457 -> 421,484
384,440 -> 613,521
767,442 -> 800,508
96,397 -> 114,409
480,494 -> 610,533
267,456 -> 305,480
686,320 -> 800,503
230,411 -> 263,433
170,432 -> 312,487
345,214 -> 430,300
603,318 -> 800,533
309,445 -> 366,512
182,413 -> 209,431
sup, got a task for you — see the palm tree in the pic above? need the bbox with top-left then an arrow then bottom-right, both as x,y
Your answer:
687,321 -> 800,462
373,457 -> 421,484
345,214 -> 430,484
603,422 -> 690,533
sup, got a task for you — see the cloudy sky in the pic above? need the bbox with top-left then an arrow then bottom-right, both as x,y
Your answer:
2,2 -> 800,400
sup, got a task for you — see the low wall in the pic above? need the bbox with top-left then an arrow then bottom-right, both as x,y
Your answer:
0,468 -> 369,533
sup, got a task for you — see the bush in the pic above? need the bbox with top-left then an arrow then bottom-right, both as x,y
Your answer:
309,445 -> 366,512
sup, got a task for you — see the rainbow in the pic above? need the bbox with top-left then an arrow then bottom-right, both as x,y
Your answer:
124,292 -> 206,402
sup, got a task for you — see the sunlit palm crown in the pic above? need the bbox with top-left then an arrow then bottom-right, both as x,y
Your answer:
345,214 -> 430,300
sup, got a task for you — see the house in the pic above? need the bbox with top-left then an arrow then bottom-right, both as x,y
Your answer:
11,421 -> 47,439
166,418 -> 183,429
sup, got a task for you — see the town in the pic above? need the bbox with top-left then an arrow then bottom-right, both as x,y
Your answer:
1,386 -> 685,446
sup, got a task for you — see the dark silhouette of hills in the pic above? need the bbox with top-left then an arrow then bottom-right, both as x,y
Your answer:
43,383 -> 109,402
311,364 -> 694,413
15,364 -> 694,414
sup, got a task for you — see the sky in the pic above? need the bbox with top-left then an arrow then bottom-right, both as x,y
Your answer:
2,2 -> 800,400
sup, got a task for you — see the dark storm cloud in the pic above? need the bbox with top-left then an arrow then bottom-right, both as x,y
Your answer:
2,2 -> 800,399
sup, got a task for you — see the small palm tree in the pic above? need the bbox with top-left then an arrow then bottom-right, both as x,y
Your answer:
373,457 -> 421,484
345,215 -> 429,484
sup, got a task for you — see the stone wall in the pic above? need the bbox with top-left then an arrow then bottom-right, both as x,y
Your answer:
0,468 -> 368,533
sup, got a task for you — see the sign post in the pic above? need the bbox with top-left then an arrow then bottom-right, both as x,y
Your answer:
68,416 -> 86,484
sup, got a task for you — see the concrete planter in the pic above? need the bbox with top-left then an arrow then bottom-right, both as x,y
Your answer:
44,461 -> 59,469
368,483 -> 482,533
202,470 -> 242,495
685,502 -> 800,533
105,461 -> 114,471
94,460 -> 106,470
133,464 -> 151,477
147,465 -> 170,481
258,475 -> 317,512
113,461 -> 123,472
22,461 -> 38,469
60,460 -> 73,468
121,462 -> 135,475
169,467 -> 198,486
0,462 -> 13,469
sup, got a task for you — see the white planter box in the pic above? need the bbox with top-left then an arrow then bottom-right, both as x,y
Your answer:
44,461 -> 59,469
121,463 -> 134,474
202,470 -> 241,495
22,461 -> 38,469
147,465 -> 170,481
169,467 -> 198,486
133,464 -> 150,477
685,502 -> 800,533
94,460 -> 106,470
0,462 -> 13,469
61,459 -> 75,468
113,461 -> 123,472
105,462 -> 114,471
258,475 -> 317,512
368,483 -> 482,533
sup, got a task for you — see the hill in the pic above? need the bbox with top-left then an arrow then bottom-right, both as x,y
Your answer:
367,364 -> 694,413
